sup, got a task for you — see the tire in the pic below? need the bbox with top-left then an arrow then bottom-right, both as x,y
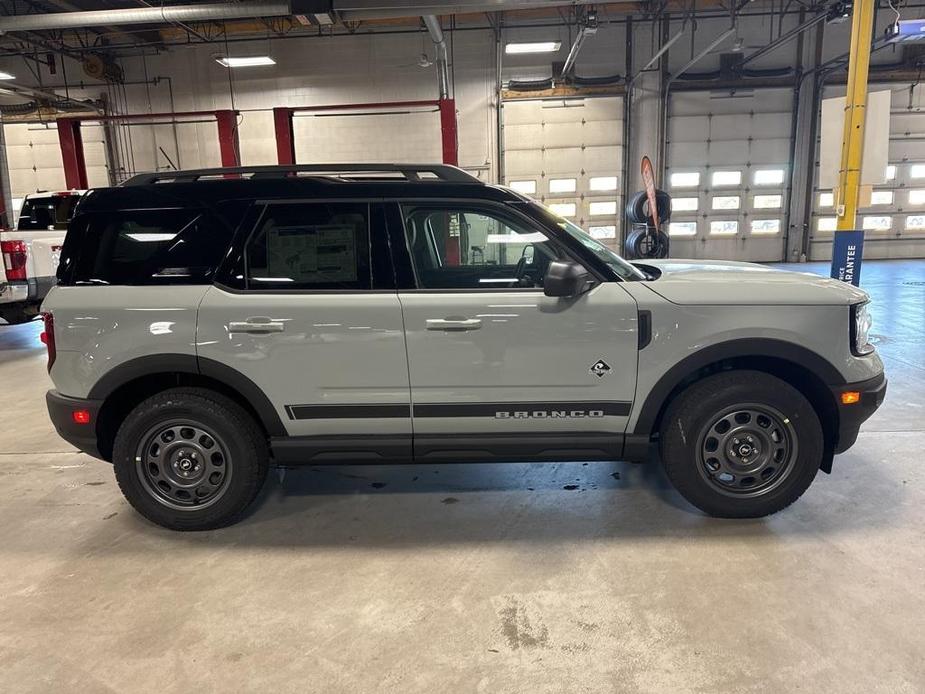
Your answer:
659,370 -> 823,518
113,387 -> 269,530
625,189 -> 672,224
624,227 -> 669,259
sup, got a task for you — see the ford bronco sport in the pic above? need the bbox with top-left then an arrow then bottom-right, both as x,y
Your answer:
41,164 -> 886,530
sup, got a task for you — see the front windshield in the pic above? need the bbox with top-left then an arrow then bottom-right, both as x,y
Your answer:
528,202 -> 647,281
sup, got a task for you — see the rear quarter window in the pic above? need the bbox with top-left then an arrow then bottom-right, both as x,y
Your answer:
60,208 -> 234,286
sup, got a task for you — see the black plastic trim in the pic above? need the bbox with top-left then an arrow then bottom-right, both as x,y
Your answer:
638,310 -> 652,349
413,432 -> 624,462
271,434 -> 412,463
412,401 -> 632,418
286,404 -> 410,420
831,373 -> 887,454
86,353 -> 287,437
631,338 -> 847,437
46,390 -> 104,459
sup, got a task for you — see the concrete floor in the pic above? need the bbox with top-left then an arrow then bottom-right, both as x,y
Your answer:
0,259 -> 922,693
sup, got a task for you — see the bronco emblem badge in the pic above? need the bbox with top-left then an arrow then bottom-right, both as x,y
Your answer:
590,360 -> 612,378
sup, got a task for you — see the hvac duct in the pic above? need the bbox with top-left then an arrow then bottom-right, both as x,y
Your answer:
422,15 -> 450,99
0,1 -> 291,32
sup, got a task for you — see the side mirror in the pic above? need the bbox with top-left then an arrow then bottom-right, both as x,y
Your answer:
544,260 -> 592,297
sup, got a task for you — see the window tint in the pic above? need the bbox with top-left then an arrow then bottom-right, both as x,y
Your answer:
401,205 -> 559,290
17,194 -> 79,231
244,202 -> 371,290
67,209 -> 231,285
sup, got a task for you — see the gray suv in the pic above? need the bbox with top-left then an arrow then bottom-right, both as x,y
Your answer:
41,164 -> 886,530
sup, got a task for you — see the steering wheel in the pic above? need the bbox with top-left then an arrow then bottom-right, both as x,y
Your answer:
512,255 -> 530,287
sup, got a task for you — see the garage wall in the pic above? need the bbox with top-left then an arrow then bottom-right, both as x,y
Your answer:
809,81 -> 925,261
665,88 -> 793,261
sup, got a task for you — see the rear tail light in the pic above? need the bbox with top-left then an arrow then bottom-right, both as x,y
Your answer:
41,312 -> 56,371
1,240 -> 28,281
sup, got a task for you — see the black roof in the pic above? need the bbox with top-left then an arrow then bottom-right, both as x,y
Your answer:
79,164 -> 527,212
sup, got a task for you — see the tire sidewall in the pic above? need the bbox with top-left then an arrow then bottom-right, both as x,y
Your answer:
113,392 -> 265,529
660,373 -> 823,517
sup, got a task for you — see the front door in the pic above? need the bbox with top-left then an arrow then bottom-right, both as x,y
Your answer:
197,200 -> 411,461
392,201 -> 640,461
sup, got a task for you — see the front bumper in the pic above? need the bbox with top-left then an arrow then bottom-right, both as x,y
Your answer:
832,373 -> 887,454
46,390 -> 104,460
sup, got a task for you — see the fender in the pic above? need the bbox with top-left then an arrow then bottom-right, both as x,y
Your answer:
631,338 -> 845,437
87,353 -> 287,437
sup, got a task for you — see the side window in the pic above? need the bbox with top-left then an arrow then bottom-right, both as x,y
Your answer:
244,202 -> 371,291
401,205 -> 560,289
66,209 -> 232,285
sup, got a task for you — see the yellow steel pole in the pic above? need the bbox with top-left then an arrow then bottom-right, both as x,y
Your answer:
835,0 -> 876,231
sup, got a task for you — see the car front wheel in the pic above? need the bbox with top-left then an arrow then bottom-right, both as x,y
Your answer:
113,388 -> 268,530
659,370 -> 824,518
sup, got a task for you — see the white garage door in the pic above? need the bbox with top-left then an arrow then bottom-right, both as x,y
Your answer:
810,82 -> 925,260
665,88 -> 793,262
502,96 -> 623,249
3,121 -> 109,217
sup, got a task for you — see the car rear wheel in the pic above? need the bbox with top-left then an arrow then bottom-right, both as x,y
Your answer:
113,387 -> 268,530
659,370 -> 823,518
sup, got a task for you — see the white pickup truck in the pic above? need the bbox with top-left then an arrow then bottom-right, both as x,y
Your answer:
1,190 -> 84,325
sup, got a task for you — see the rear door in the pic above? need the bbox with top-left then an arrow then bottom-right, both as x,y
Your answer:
197,200 -> 412,461
389,200 -> 640,462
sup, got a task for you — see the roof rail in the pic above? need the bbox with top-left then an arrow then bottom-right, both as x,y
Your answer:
121,163 -> 482,186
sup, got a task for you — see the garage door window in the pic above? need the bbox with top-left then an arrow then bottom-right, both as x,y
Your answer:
710,220 -> 738,235
754,195 -> 783,209
672,197 -> 699,211
508,180 -> 536,195
711,171 -> 742,187
669,222 -> 697,236
818,192 -> 834,207
751,219 -> 781,234
670,172 -> 700,188
906,215 -> 925,229
908,190 -> 925,205
869,191 -> 894,206
753,169 -> 785,186
817,217 -> 837,232
862,216 -> 891,231
712,196 -> 740,210
549,178 -> 576,194
589,176 -> 618,191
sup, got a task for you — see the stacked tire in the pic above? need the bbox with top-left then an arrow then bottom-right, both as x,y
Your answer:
624,189 -> 671,259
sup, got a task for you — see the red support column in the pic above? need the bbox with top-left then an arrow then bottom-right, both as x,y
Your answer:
273,107 -> 296,165
215,110 -> 241,169
438,98 -> 460,264
57,118 -> 89,190
438,98 -> 458,166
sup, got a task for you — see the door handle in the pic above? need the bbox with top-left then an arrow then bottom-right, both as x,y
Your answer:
228,318 -> 286,334
426,318 -> 482,331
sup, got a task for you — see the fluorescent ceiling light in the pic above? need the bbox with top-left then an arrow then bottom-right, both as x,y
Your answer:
215,56 -> 276,68
0,71 -> 15,80
505,41 -> 561,55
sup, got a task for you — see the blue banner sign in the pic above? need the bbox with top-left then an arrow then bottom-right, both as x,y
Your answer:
830,230 -> 865,286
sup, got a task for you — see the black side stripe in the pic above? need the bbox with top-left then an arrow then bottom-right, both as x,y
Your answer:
286,401 -> 632,420
413,402 -> 632,417
286,404 -> 411,420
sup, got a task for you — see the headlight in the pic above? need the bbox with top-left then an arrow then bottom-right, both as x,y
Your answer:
852,302 -> 874,356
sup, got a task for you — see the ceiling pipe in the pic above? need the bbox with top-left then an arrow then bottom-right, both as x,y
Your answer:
559,10 -> 598,80
738,11 -> 829,68
0,1 -> 291,32
422,14 -> 450,99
